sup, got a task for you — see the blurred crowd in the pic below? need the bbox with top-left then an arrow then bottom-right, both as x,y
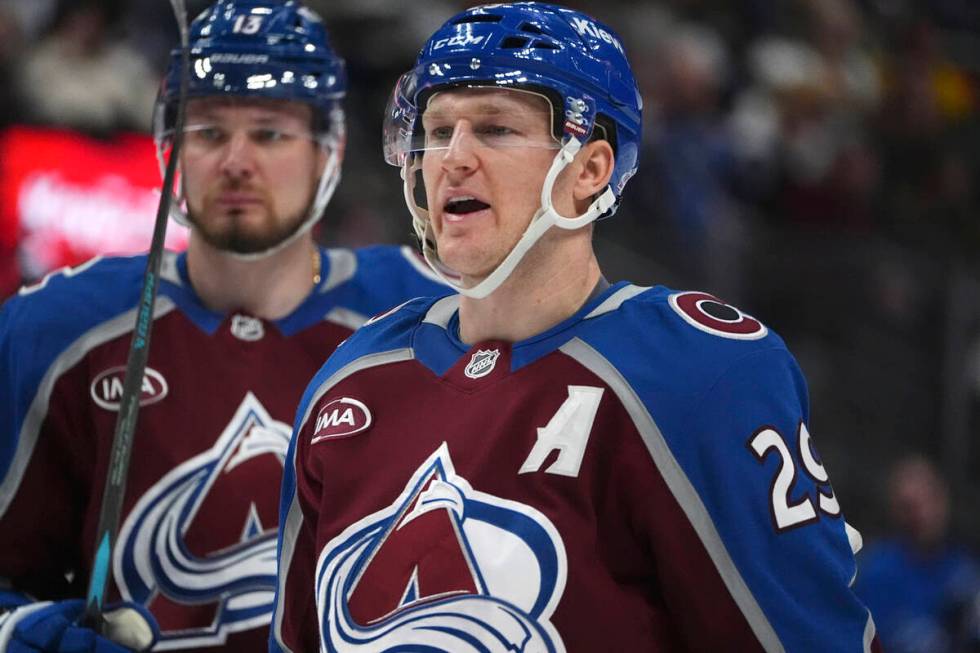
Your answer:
858,455 -> 980,653
0,0 -> 976,255
0,0 -> 979,648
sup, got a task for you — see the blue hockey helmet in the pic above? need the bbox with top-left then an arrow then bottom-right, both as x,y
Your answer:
156,0 -> 346,136
384,1 -> 642,201
383,2 -> 643,298
154,0 -> 347,257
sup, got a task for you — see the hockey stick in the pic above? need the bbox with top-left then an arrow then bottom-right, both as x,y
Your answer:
82,0 -> 191,629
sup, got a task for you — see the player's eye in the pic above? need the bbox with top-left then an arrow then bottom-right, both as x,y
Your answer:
477,123 -> 516,137
186,125 -> 227,145
479,124 -> 515,136
250,128 -> 293,144
424,124 -> 453,147
474,122 -> 522,147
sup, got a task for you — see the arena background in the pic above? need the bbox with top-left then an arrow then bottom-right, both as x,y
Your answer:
1,0 -> 978,553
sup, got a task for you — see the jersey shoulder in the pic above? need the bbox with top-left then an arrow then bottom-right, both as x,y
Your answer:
0,254 -> 165,484
322,294 -> 435,373
292,295 -> 437,430
572,284 -> 806,431
579,284 -> 792,390
1,254 -> 151,347
322,245 -> 449,319
354,244 -> 451,301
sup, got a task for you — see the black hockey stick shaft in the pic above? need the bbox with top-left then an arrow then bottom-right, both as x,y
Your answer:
83,0 -> 190,629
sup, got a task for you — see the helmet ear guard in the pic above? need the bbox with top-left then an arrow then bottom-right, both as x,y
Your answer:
384,2 -> 642,298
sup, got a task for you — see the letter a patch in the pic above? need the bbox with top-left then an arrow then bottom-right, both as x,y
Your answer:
519,386 -> 603,478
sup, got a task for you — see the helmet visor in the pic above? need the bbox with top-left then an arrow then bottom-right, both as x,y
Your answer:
383,71 -> 560,167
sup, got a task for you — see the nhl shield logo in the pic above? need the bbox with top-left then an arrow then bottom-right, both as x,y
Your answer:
231,314 -> 265,341
464,349 -> 500,379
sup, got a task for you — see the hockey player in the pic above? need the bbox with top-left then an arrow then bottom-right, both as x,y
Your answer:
271,3 -> 883,652
0,1 -> 447,651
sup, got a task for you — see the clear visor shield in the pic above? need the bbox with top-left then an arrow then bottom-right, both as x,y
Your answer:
179,123 -> 323,153
383,74 -> 561,167
155,96 -> 333,152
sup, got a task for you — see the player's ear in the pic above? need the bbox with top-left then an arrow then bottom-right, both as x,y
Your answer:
572,139 -> 614,203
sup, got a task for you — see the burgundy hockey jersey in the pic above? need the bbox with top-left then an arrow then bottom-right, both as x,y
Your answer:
0,245 -> 447,651
272,284 -> 882,653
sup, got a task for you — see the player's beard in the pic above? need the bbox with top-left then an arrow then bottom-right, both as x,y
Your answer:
187,187 -> 314,256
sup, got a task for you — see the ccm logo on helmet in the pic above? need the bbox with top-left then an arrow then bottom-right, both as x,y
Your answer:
432,33 -> 485,50
312,397 -> 373,444
568,17 -> 625,54
209,53 -> 269,64
668,291 -> 768,340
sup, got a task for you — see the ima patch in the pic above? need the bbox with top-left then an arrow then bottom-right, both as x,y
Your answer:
91,366 -> 168,411
312,397 -> 373,444
668,291 -> 768,340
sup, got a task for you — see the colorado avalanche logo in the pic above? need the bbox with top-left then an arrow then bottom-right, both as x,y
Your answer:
114,393 -> 291,649
668,291 -> 768,340
316,443 -> 568,652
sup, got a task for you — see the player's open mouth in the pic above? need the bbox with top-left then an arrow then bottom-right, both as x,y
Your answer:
444,196 -> 490,222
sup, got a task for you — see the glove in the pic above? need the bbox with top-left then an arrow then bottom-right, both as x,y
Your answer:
0,599 -> 158,652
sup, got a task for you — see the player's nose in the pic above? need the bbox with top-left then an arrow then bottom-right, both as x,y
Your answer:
440,120 -> 479,176
219,129 -> 257,178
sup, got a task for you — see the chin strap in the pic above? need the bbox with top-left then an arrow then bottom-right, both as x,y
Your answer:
404,137 -> 615,299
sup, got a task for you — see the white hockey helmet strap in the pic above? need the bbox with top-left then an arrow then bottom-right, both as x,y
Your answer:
404,136 -> 615,299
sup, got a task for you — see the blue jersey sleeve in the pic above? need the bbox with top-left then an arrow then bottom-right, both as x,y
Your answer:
578,288 -> 877,650
0,257 -> 143,488
657,345 -> 874,650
